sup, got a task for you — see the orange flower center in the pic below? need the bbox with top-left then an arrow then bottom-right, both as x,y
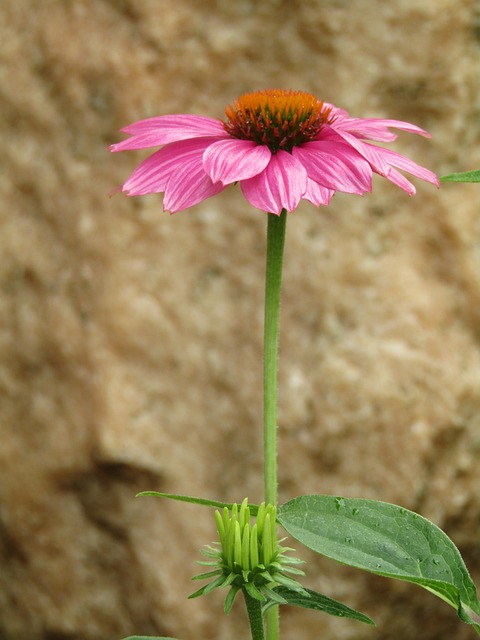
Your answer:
224,89 -> 333,153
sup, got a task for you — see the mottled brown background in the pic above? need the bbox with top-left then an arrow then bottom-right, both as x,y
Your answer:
1,0 -> 480,639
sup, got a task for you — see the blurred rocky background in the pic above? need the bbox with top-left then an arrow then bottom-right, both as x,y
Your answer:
1,0 -> 480,639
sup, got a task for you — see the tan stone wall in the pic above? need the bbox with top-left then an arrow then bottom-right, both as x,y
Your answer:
1,1 -> 479,639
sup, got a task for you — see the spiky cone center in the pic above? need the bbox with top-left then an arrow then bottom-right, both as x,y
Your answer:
224,89 -> 333,153
191,499 -> 307,612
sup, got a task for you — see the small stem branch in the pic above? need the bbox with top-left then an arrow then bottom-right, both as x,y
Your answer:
265,607 -> 280,640
243,589 -> 265,640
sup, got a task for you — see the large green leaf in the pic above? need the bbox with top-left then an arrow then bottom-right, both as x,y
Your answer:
440,169 -> 480,183
137,492 -> 259,515
265,586 -> 374,625
278,495 -> 480,634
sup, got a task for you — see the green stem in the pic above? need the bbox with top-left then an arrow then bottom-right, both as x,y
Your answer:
243,588 -> 265,640
263,208 -> 287,640
263,208 -> 287,506
265,607 -> 280,640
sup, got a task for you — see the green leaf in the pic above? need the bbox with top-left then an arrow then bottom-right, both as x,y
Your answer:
136,492 -> 260,515
278,495 -> 480,633
122,637 -> 178,640
264,586 -> 374,625
440,169 -> 480,183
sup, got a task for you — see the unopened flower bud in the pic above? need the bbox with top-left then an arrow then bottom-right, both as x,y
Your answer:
190,498 -> 308,614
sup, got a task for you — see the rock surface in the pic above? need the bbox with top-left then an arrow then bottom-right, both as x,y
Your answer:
1,1 -> 479,639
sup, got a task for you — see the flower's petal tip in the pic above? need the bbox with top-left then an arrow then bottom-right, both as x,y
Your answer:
414,124 -> 433,139
108,141 -> 131,153
161,201 -> 175,215
212,177 -> 229,188
108,185 -> 124,198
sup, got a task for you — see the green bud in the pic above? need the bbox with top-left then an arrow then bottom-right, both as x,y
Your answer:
190,499 -> 308,613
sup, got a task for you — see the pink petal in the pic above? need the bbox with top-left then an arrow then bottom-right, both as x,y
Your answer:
332,116 -> 432,141
163,161 -> 226,213
109,115 -> 227,152
121,137 -> 215,196
327,127 -> 392,176
293,140 -> 372,194
203,139 -> 271,185
373,147 -> 440,187
325,103 -> 350,119
303,178 -> 335,206
383,167 -> 416,195
240,151 -> 308,214
332,118 -> 398,142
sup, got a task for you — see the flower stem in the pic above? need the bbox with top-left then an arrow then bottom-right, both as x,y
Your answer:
263,208 -> 287,506
263,208 -> 287,640
243,588 -> 265,640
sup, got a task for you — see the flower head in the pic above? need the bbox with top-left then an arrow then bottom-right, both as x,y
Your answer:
109,89 -> 439,215
189,499 -> 307,614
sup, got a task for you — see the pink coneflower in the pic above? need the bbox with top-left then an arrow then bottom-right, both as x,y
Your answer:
109,89 -> 439,215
